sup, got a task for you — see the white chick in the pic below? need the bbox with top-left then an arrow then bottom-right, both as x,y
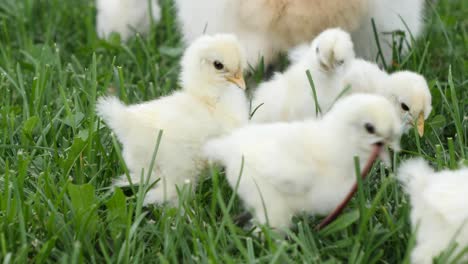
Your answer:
251,28 -> 355,123
174,0 -> 424,66
97,34 -> 249,205
339,60 -> 432,136
204,94 -> 401,229
384,71 -> 432,136
96,0 -> 161,41
397,159 -> 468,264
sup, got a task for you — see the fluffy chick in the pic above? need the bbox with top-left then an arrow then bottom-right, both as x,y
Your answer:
96,0 -> 161,41
398,159 -> 468,264
339,60 -> 432,135
384,71 -> 432,136
97,34 -> 249,205
175,0 -> 424,66
251,28 -> 355,123
204,94 -> 401,229
339,60 -> 432,136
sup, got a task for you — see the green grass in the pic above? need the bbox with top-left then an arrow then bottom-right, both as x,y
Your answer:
0,0 -> 467,262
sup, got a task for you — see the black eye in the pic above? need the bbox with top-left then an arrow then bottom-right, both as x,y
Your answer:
336,60 -> 344,65
364,123 -> 375,134
316,46 -> 319,54
213,60 -> 224,70
401,103 -> 410,111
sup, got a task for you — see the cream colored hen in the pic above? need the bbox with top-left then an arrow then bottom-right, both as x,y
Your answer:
97,34 -> 249,205
96,0 -> 161,41
175,0 -> 425,66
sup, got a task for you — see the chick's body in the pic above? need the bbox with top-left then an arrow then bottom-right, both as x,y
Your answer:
175,0 -> 424,66
251,28 -> 355,123
250,62 -> 332,123
398,159 -> 468,264
97,34 -> 249,205
338,58 -> 388,94
207,122 -> 359,228
205,94 -> 401,229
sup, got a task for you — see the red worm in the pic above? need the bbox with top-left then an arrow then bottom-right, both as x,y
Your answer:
315,143 -> 383,230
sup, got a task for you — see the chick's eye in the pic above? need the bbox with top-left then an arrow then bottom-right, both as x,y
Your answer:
213,60 -> 224,70
364,123 -> 375,134
401,103 -> 410,111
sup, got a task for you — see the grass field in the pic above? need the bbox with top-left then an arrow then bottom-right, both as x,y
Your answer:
0,0 -> 466,263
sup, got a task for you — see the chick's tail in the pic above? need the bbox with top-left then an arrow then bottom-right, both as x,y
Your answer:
96,96 -> 135,140
397,158 -> 434,194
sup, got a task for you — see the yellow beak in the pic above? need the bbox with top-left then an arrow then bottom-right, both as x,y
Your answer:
417,112 -> 425,137
226,71 -> 246,90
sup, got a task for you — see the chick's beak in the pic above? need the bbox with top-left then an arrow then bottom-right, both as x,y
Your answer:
417,112 -> 425,137
226,71 -> 246,90
376,143 -> 391,166
371,142 -> 388,166
374,137 -> 400,167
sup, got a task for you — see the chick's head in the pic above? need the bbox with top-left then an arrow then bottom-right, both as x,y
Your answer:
327,94 -> 402,163
386,71 -> 432,137
180,34 -> 247,95
309,28 -> 355,72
